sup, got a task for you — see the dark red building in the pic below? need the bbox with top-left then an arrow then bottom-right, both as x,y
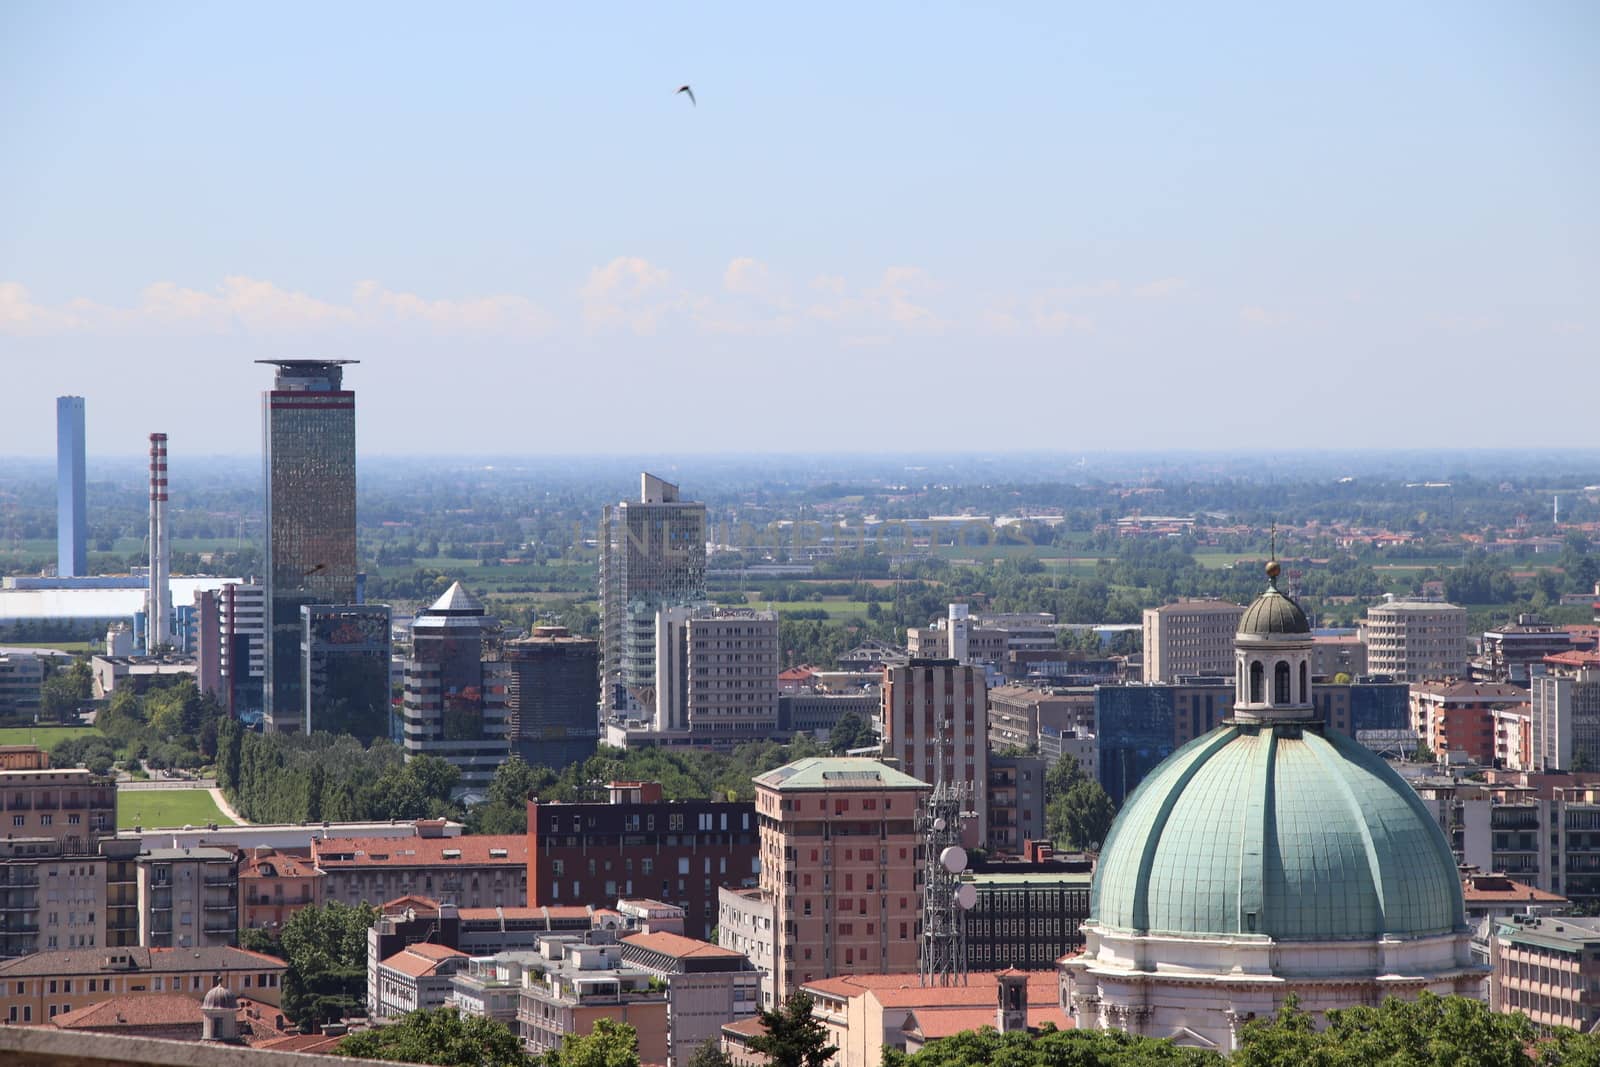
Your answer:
527,781 -> 758,939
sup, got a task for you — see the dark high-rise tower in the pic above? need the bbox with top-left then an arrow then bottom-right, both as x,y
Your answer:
259,360 -> 358,732
55,396 -> 87,578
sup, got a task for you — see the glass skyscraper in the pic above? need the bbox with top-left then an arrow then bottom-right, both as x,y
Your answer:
56,396 -> 87,578
403,582 -> 509,795
301,603 -> 392,741
259,360 -> 358,732
599,473 -> 706,712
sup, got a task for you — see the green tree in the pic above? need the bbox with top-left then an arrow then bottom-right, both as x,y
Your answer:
1235,991 -> 1539,1067
747,992 -> 838,1067
336,1007 -> 529,1066
467,756 -> 557,834
882,1023 -> 1220,1067
829,712 -> 871,753
685,1039 -> 734,1067
279,900 -> 377,1027
1047,777 -> 1117,850
546,1017 -> 640,1067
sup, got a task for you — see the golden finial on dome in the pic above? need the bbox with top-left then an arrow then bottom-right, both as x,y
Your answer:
1266,523 -> 1280,585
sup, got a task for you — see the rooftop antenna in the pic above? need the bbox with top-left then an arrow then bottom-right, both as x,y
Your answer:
919,725 -> 974,987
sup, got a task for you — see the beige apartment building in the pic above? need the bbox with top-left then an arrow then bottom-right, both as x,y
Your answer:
0,764 -> 121,959
0,945 -> 285,1025
1360,599 -> 1470,683
880,660 -> 987,847
753,757 -> 929,1004
136,847 -> 240,949
1141,600 -> 1245,683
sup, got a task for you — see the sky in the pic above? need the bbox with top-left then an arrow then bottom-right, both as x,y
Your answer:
0,2 -> 1595,457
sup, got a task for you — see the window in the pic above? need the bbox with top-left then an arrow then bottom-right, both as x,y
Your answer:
1274,662 -> 1291,705
10,816 -> 20,828
40,814 -> 51,826
1249,662 -> 1263,703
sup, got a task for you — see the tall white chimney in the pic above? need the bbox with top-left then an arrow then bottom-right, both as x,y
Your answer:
148,433 -> 171,652
948,603 -> 970,665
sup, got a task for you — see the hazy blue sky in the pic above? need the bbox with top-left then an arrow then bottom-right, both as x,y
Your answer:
1,2 -> 1594,456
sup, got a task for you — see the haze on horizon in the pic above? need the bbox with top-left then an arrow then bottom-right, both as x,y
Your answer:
1,2 -> 1594,457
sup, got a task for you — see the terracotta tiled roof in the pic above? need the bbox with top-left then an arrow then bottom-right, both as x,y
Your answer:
622,931 -> 744,959
239,848 -> 321,880
0,946 -> 286,978
722,1016 -> 768,1037
254,1032 -> 348,1053
380,894 -> 445,914
380,944 -> 468,978
50,994 -> 202,1030
1463,873 -> 1568,904
802,971 -> 1057,1006
313,834 -> 526,868
903,1004 -> 1073,1040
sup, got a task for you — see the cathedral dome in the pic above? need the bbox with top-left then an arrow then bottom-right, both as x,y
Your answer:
1089,722 -> 1464,942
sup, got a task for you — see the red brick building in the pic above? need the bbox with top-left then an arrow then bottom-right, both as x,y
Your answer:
528,781 -> 757,940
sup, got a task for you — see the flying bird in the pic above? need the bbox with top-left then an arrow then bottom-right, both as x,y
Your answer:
675,85 -> 696,107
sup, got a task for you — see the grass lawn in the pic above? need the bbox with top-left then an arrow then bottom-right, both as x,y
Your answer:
0,725 -> 104,750
744,595 -> 878,619
3,641 -> 94,654
118,788 -> 234,830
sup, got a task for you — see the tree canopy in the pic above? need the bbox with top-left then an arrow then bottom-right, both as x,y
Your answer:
748,992 -> 838,1067
276,900 -> 378,1028
546,1017 -> 641,1067
335,1007 -> 529,1066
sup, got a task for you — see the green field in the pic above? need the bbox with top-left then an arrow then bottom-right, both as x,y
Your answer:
743,595 -> 878,619
0,725 -> 104,750
118,788 -> 234,830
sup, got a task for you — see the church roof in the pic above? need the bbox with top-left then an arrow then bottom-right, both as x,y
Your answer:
1090,721 -> 1464,942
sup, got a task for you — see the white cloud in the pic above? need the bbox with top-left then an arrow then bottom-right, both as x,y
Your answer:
1240,305 -> 1290,327
580,257 -> 675,335
722,257 -> 771,296
0,277 -> 553,337
1134,278 -> 1187,299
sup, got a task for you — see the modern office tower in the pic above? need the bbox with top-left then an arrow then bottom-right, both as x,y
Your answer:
146,433 -> 171,651
259,359 -> 359,732
1141,599 -> 1246,682
1532,671 -> 1600,771
302,603 -> 392,742
752,757 -> 928,1003
600,473 -> 707,712
55,396 -> 87,578
502,626 -> 600,769
403,583 -> 509,794
1359,598 -> 1471,683
881,658 -> 990,847
220,581 -> 265,720
193,588 -> 223,698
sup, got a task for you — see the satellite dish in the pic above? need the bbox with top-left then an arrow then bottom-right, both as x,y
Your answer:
954,883 -> 977,910
939,845 -> 968,873
932,817 -> 947,832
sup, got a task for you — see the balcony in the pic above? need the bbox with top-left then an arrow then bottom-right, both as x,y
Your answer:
203,876 -> 236,887
203,922 -> 236,935
204,900 -> 237,912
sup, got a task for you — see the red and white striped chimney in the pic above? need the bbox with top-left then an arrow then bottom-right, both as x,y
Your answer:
148,433 -> 170,652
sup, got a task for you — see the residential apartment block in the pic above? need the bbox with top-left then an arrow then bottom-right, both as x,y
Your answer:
312,830 -> 528,910
1141,600 -> 1244,683
1410,681 -> 1528,763
1361,599 -> 1470,683
1491,915 -> 1600,1033
752,757 -> 929,1004
527,782 -> 758,940
1532,671 -> 1600,771
136,847 -> 240,949
620,930 -> 761,1066
880,659 -> 987,847
0,945 -> 286,1025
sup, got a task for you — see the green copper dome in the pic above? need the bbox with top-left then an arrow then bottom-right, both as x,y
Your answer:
1090,722 -> 1464,942
1237,568 -> 1310,637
